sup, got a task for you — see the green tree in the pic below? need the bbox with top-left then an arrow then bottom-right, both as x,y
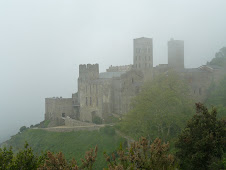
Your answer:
118,71 -> 194,142
205,47 -> 226,119
11,142 -> 45,170
206,75 -> 226,107
206,74 -> 226,119
208,47 -> 226,67
175,103 -> 226,170
19,126 -> 27,133
0,147 -> 13,169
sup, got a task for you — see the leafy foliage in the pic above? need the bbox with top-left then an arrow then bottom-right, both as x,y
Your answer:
80,146 -> 98,169
104,137 -> 178,170
208,47 -> 226,67
118,71 -> 194,142
38,146 -> 97,170
0,142 -> 46,170
38,151 -> 72,170
92,115 -> 102,124
0,146 -> 13,169
206,75 -> 226,107
12,142 -> 46,170
206,74 -> 226,119
175,103 -> 226,170
19,126 -> 28,133
33,120 -> 51,128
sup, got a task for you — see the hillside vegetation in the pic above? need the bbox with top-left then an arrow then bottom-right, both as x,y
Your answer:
4,127 -> 126,169
1,104 -> 225,169
205,47 -> 226,119
117,71 -> 195,145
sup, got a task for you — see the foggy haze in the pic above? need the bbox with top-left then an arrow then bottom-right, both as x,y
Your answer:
0,0 -> 226,143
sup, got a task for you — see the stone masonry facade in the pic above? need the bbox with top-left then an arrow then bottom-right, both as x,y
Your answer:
45,37 -> 223,126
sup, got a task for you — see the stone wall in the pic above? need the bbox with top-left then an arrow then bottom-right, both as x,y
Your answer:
183,66 -> 225,102
119,69 -> 144,114
44,37 -> 225,127
45,98 -> 73,123
107,65 -> 132,72
78,64 -> 114,122
65,117 -> 95,126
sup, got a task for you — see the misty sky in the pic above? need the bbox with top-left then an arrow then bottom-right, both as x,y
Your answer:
0,0 -> 226,142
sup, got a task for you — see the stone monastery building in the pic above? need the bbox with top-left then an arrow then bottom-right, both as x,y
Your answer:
45,37 -> 222,126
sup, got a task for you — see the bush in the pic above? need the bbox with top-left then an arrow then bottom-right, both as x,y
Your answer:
104,137 -> 178,169
38,146 -> 97,170
92,116 -> 102,124
19,126 -> 28,133
36,120 -> 50,128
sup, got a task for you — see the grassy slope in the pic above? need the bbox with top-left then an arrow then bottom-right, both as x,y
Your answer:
5,129 -> 126,169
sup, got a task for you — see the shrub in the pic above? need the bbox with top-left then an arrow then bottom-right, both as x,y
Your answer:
19,126 -> 28,133
104,137 -> 178,170
92,116 -> 102,124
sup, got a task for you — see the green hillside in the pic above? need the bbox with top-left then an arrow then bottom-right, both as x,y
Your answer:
4,128 -> 126,169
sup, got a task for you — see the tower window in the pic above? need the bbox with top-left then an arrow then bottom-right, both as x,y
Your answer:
62,113 -> 65,117
86,97 -> 88,106
90,97 -> 92,106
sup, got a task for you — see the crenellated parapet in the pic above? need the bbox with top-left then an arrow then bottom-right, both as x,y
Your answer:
79,64 -> 99,81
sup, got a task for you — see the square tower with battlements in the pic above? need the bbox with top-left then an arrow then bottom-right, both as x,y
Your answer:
133,37 -> 153,70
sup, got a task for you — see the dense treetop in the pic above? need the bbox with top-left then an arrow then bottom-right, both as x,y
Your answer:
118,71 -> 195,142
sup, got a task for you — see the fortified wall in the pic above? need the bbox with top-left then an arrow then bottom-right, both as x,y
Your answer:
45,37 -> 223,127
45,97 -> 73,126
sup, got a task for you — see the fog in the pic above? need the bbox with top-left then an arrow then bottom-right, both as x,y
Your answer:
0,0 -> 226,143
